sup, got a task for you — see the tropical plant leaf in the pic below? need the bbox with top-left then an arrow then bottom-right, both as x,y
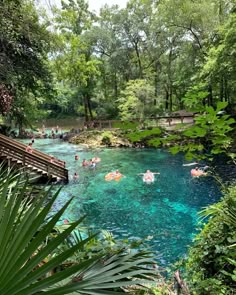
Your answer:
0,168 -> 156,295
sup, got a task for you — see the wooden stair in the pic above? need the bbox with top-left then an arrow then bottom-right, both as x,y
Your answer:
0,133 -> 68,183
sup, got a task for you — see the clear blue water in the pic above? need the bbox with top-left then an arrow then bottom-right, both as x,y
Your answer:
21,138 -> 221,266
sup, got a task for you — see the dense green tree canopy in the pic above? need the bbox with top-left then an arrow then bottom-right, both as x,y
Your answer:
1,0 -> 235,125
0,0 -> 53,131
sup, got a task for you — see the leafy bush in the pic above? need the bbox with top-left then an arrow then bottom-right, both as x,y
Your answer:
0,168 -> 158,294
147,101 -> 235,161
185,186 -> 236,294
126,128 -> 162,143
101,131 -> 112,145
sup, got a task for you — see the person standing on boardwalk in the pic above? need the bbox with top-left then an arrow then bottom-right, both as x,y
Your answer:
25,143 -> 33,153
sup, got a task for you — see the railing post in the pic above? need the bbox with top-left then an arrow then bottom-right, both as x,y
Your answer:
47,164 -> 50,177
22,151 -> 25,165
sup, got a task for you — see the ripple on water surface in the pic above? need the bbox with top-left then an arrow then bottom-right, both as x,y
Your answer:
21,139 -> 221,266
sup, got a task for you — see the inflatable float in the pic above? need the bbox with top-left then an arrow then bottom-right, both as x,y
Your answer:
143,173 -> 155,184
105,172 -> 123,181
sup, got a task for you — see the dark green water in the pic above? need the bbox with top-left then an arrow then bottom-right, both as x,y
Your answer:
22,138 -> 221,266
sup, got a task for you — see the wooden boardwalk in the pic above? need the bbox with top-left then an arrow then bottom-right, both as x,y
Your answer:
90,115 -> 194,129
0,134 -> 68,183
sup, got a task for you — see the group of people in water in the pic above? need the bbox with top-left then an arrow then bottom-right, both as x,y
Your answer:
104,169 -> 160,183
71,155 -> 210,184
104,163 -> 210,183
81,157 -> 101,168
41,125 -> 62,138
25,136 -> 209,183
72,155 -> 102,182
71,154 -> 162,184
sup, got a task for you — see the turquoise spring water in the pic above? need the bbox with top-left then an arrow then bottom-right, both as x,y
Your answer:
21,138 -> 221,266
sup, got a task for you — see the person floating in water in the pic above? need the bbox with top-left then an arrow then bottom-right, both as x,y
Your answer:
105,170 -> 124,181
139,170 -> 160,183
191,166 -> 208,177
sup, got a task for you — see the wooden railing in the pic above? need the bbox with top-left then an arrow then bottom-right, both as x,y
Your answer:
0,134 -> 68,182
87,116 -> 195,129
0,134 -> 64,166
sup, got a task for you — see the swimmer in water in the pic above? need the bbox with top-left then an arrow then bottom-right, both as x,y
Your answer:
82,159 -> 88,167
138,170 -> 160,183
75,155 -> 79,161
191,166 -> 208,177
73,172 -> 79,182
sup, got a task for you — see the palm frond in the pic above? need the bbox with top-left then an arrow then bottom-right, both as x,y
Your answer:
0,169 -> 157,295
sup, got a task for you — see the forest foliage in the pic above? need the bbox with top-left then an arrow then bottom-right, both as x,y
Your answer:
0,0 -> 236,124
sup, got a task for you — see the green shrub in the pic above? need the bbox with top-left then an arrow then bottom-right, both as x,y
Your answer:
101,131 -> 112,145
185,186 -> 236,294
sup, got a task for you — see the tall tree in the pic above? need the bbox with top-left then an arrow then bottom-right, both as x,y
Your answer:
52,0 -> 100,121
0,0 -> 52,131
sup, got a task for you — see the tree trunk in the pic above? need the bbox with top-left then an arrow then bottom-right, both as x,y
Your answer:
175,89 -> 184,109
220,76 -> 224,101
134,42 -> 143,78
18,122 -> 23,136
224,78 -> 229,103
207,84 -> 213,106
103,67 -> 107,99
169,85 -> 173,112
154,61 -> 161,104
114,72 -> 118,99
165,87 -> 169,110
167,43 -> 174,112
87,93 -> 93,120
174,270 -> 190,295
